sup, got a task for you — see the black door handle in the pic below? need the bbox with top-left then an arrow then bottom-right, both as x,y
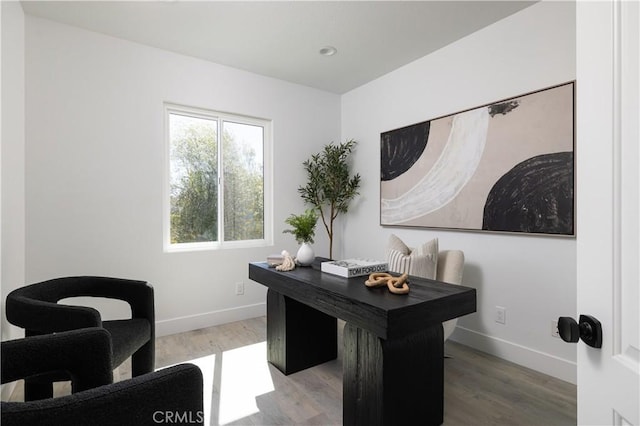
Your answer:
558,315 -> 602,348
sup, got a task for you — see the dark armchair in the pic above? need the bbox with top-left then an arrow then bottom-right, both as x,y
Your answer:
1,328 -> 204,426
5,276 -> 155,400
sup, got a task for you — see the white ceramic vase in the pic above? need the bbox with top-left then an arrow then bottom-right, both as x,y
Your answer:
296,242 -> 315,266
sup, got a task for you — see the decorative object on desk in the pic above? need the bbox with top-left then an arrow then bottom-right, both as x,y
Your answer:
267,254 -> 284,267
321,258 -> 388,278
275,250 -> 296,272
283,209 -> 318,266
364,272 -> 410,295
298,140 -> 361,259
296,242 -> 315,266
380,81 -> 575,236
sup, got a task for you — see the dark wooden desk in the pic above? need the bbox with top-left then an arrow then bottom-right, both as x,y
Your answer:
248,259 -> 476,426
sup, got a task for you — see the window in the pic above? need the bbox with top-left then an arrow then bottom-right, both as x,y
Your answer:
164,104 -> 272,251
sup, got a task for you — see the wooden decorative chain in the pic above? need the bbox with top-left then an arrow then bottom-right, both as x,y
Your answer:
364,272 -> 410,295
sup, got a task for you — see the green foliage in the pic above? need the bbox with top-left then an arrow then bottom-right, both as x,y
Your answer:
223,134 -> 264,241
170,123 -> 218,243
170,121 -> 264,244
283,209 -> 318,244
298,140 -> 361,258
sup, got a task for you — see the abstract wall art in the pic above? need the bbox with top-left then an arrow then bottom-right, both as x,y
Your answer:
380,81 -> 575,236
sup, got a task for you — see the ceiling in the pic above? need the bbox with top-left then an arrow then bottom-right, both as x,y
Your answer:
20,1 -> 536,94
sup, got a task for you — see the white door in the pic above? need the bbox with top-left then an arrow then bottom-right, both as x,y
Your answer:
576,1 -> 639,425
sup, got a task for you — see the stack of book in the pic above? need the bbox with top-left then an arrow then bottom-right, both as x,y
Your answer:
321,259 -> 388,278
267,254 -> 284,267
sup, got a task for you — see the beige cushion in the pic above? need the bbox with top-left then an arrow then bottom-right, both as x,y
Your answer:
437,250 -> 465,341
386,234 -> 438,279
436,250 -> 465,285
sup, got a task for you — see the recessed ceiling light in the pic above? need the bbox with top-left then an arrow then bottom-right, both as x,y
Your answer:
319,46 -> 337,57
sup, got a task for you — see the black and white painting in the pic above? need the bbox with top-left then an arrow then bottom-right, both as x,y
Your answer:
380,82 -> 575,236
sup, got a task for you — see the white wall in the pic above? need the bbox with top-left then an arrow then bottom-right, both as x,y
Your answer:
1,0 -> 26,338
341,1 -> 577,383
24,16 -> 340,336
1,0 -> 26,400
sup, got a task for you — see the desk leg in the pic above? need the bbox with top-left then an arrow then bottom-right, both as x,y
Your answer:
266,289 -> 337,375
343,322 -> 444,426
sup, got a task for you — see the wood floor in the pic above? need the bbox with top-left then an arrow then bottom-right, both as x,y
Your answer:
10,316 -> 577,425
154,317 -> 576,426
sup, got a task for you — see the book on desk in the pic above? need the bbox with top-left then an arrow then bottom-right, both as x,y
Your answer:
320,258 -> 388,278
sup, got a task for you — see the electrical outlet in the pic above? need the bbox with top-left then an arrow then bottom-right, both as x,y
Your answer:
235,282 -> 244,295
551,320 -> 560,338
495,306 -> 506,324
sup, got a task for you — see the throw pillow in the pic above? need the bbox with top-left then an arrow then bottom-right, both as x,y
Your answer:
386,234 -> 438,279
387,233 -> 410,254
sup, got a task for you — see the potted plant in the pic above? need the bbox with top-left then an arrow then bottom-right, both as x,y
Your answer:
298,140 -> 361,259
283,209 -> 318,266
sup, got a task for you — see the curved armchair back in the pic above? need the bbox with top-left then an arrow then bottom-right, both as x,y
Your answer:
436,250 -> 465,341
436,250 -> 465,285
7,276 -> 154,333
5,276 -> 155,401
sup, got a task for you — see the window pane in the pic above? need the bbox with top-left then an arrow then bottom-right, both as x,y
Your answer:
222,121 -> 264,241
169,113 -> 218,243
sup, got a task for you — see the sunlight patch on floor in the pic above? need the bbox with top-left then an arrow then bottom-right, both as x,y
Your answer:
219,341 -> 274,425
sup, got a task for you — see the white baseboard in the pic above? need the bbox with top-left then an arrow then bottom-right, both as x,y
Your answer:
449,325 -> 577,385
155,302 -> 266,337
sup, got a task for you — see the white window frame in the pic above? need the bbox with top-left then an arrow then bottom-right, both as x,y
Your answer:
163,103 -> 273,252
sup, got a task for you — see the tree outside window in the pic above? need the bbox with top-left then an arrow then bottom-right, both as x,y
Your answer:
167,106 -> 270,249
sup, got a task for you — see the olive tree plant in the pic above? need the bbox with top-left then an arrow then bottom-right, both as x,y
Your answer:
298,140 -> 361,259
